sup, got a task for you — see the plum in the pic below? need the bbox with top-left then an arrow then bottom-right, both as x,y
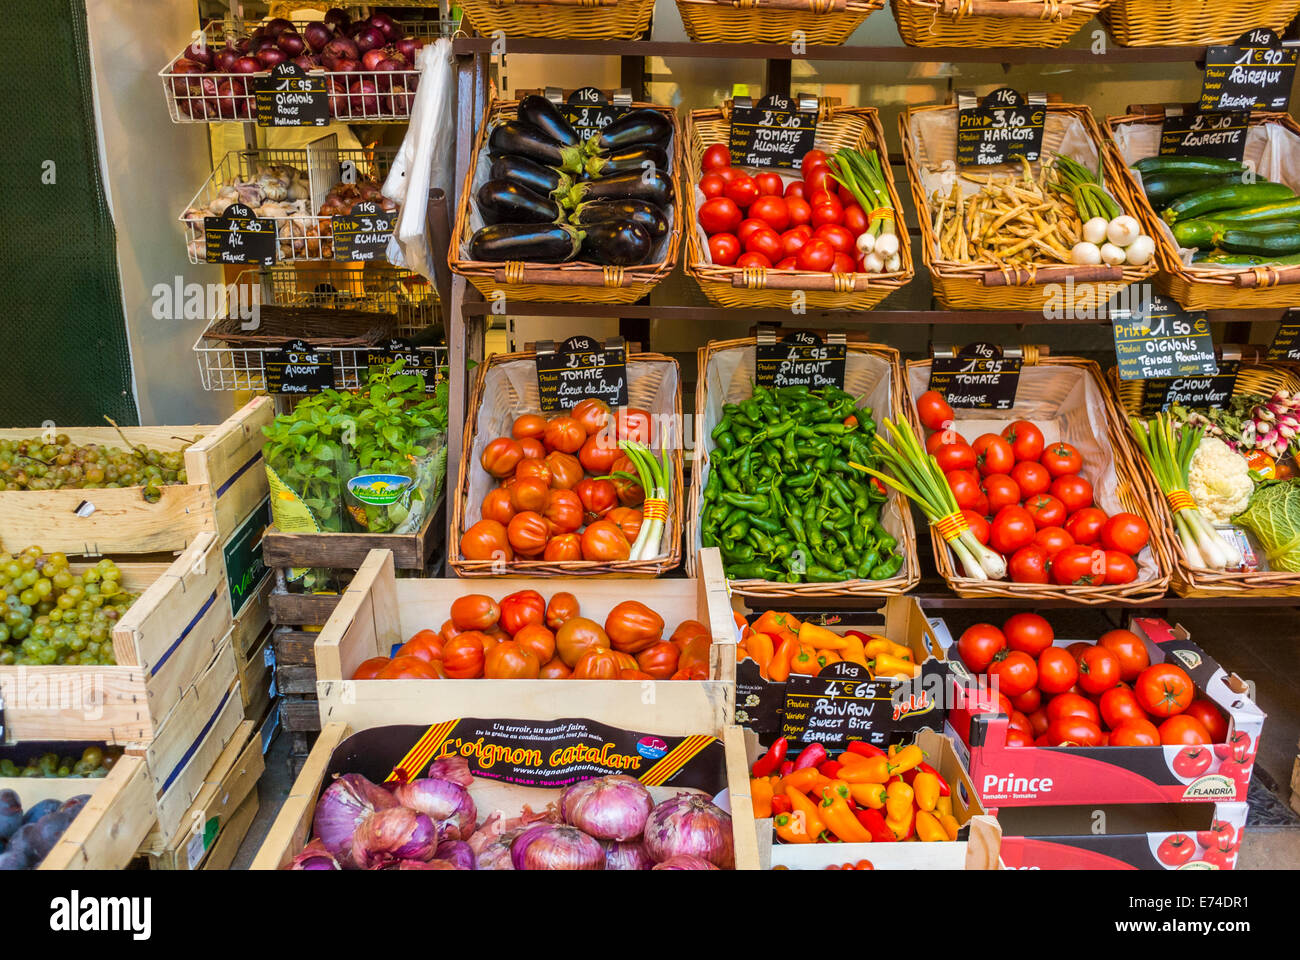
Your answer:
23,798 -> 59,825
0,851 -> 27,870
0,789 -> 21,841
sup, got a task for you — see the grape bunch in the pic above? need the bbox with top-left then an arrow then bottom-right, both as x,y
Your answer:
0,746 -> 119,779
0,547 -> 139,667
0,433 -> 189,502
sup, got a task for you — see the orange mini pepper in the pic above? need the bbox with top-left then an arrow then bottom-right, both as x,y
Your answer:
885,807 -> 915,841
819,785 -> 873,843
750,778 -> 774,819
753,610 -> 800,638
915,809 -> 948,842
863,637 -> 910,660
871,653 -> 920,679
938,811 -> 960,841
836,755 -> 889,784
815,649 -> 842,670
774,812 -> 813,844
848,782 -> 887,810
768,636 -> 798,683
747,631 -> 775,678
798,621 -> 850,651
783,785 -> 826,842
912,771 -> 941,812
781,766 -> 832,795
885,780 -> 914,821
936,794 -> 953,818
887,744 -> 924,776
790,643 -> 818,675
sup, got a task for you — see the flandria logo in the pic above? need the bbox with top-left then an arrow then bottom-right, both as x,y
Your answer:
1170,649 -> 1203,672
1182,774 -> 1237,800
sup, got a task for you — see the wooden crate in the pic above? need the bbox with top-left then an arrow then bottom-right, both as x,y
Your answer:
311,547 -> 736,731
1291,745 -> 1300,817
0,397 -> 271,557
237,626 -> 274,724
200,792 -> 259,871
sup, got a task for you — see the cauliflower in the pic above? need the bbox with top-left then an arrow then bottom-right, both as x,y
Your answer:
1187,436 -> 1253,524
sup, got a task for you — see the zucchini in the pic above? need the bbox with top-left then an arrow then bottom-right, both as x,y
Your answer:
570,199 -> 670,239
1192,250 -> 1300,267
1143,172 -> 1258,209
585,109 -> 673,156
578,219 -> 652,266
488,120 -> 585,173
1134,156 -> 1246,177
585,143 -> 669,179
517,95 -> 580,148
476,179 -> 561,226
1217,226 -> 1300,257
489,154 -> 572,201
468,222 -> 582,263
1162,182 -> 1296,224
564,169 -> 673,210
1172,217 -> 1300,249
1187,197 -> 1300,224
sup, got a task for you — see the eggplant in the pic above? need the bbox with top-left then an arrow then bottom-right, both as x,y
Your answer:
517,95 -> 580,148
476,179 -> 561,226
585,109 -> 672,156
579,219 -> 652,266
488,120 -> 584,173
585,143 -> 669,179
490,154 -> 572,200
564,169 -> 673,210
469,222 -> 582,263
570,199 -> 669,240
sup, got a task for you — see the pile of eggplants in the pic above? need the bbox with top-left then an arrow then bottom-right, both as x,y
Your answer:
469,96 -> 675,268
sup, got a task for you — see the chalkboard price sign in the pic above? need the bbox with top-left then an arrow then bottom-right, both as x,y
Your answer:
1140,360 -> 1241,415
781,660 -> 947,748
956,88 -> 1047,168
728,93 -> 818,170
265,339 -> 333,395
1158,108 -> 1250,161
1111,293 -> 1217,382
535,335 -> 628,412
1200,29 -> 1298,114
755,330 -> 846,389
563,87 -> 630,137
928,343 -> 1023,410
256,62 -> 330,127
367,338 -> 444,393
1267,318 -> 1300,362
204,202 -> 276,266
332,200 -> 395,263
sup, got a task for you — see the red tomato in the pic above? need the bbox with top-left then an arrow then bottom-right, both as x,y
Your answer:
1104,550 -> 1138,585
1037,647 -> 1079,695
1185,698 -> 1229,743
842,203 -> 868,235
814,223 -> 855,254
1100,686 -> 1147,730
1034,526 -> 1074,558
1040,441 -> 1083,478
785,196 -> 812,227
811,200 -> 843,229
744,227 -> 784,261
1008,710 -> 1034,738
1048,716 -> 1104,747
1025,493 -> 1066,529
800,149 -> 828,179
1110,718 -> 1160,746
1013,687 -> 1042,714
1100,512 -> 1150,556
972,434 -> 1015,476
805,164 -> 833,195
775,256 -> 797,270
754,171 -> 784,197
698,196 -> 742,234
1010,461 -> 1051,498
983,474 -> 1022,514
737,217 -> 768,245
956,623 -> 1006,673
1004,612 -> 1054,658
796,238 -> 835,272
1001,420 -> 1045,462
946,469 -> 985,511
718,167 -> 746,183
934,442 -> 976,473
1064,507 -> 1108,546
1051,544 -> 1105,586
1135,663 -> 1195,718
1197,819 -> 1238,852
750,195 -> 789,231
1097,629 -> 1149,682
708,232 -> 740,266
779,228 -> 809,259
1050,474 -> 1094,514
1162,716 -> 1211,747
784,180 -> 808,200
725,174 -> 759,209
699,172 -> 726,198
990,505 -> 1036,556
1007,544 -> 1049,584
735,252 -> 772,269
832,252 -> 855,273
1028,708 -> 1050,737
1005,729 -> 1035,748
916,390 -> 955,432
962,509 -> 991,545
1047,691 -> 1099,725
701,143 -> 730,172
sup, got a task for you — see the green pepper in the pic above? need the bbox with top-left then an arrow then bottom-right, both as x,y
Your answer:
874,530 -> 898,554
869,554 -> 904,580
717,462 -> 742,492
726,562 -> 780,580
855,550 -> 880,580
733,424 -> 754,444
721,491 -> 768,512
806,565 -> 852,583
747,513 -> 782,535
721,542 -> 755,565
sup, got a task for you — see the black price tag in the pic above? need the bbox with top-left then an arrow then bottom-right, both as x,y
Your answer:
535,335 -> 628,413
223,496 -> 270,618
1201,29 -> 1297,114
265,339 -> 333,395
1140,360 -> 1241,415
755,330 -> 846,390
368,337 -> 444,393
928,343 -> 1022,410
204,202 -> 276,266
563,87 -> 629,137
332,200 -> 395,263
956,88 -> 1047,168
1111,293 -> 1217,382
728,93 -> 818,170
1267,318 -> 1300,362
256,62 -> 330,127
1159,109 -> 1250,161
781,661 -> 947,748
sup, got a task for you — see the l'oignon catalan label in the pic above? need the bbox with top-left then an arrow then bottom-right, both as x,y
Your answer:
255,61 -> 329,127
204,202 -> 275,266
535,335 -> 628,412
1112,293 -> 1217,382
332,200 -> 395,262
1200,29 -> 1298,114
755,329 -> 846,389
956,88 -> 1047,168
928,342 -> 1022,409
728,92 -> 818,169
265,338 -> 333,395
1158,108 -> 1249,161
1139,360 -> 1240,415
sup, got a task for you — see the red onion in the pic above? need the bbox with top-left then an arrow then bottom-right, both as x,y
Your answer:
395,859 -> 457,870
277,31 -> 305,56
234,37 -> 253,54
289,838 -> 340,870
426,756 -> 474,787
333,58 -> 360,73
322,37 -> 359,64
353,26 -> 384,54
352,807 -> 439,869
213,46 -> 239,72
313,773 -> 398,868
184,42 -> 211,68
233,56 -> 262,74
434,840 -> 476,870
264,17 -> 293,38
475,830 -> 523,870
349,78 -> 379,116
361,49 -> 388,71
170,60 -> 204,99
324,8 -> 350,31
652,854 -> 719,870
370,13 -> 401,42
643,794 -> 734,869
395,37 -> 421,63
561,775 -> 653,841
250,37 -> 278,55
392,778 -> 476,840
292,55 -> 317,72
257,48 -> 288,68
512,824 -> 605,870
303,21 -> 332,53
605,840 -> 654,870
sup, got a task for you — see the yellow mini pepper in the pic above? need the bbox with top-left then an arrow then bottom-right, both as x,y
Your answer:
798,621 -> 850,651
871,653 -> 920,679
912,771 -> 941,812
750,778 -> 774,819
915,810 -> 948,842
848,782 -> 887,810
885,780 -> 914,821
936,795 -> 953,818
887,743 -> 924,776
938,812 -> 960,841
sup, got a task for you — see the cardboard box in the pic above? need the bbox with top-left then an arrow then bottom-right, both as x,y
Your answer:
946,618 -> 1265,807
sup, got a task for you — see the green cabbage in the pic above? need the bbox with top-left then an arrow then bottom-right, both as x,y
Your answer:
1234,479 -> 1300,573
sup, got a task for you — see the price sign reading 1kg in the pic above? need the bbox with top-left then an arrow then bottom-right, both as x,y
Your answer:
1159,108 -> 1250,161
1140,360 -> 1241,416
535,335 -> 628,413
956,88 -> 1047,168
728,93 -> 818,170
755,330 -> 846,389
265,339 -> 333,395
1200,29 -> 1298,114
204,202 -> 276,266
256,61 -> 330,127
781,661 -> 944,747
563,87 -> 629,137
1111,293 -> 1217,382
928,343 -> 1022,410
332,200 -> 395,263
367,338 -> 444,393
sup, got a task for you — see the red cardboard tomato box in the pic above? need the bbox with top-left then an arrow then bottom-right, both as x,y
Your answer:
945,618 -> 1264,807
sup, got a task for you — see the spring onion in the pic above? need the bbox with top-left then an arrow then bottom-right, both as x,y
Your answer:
826,148 -> 897,263
617,440 -> 671,561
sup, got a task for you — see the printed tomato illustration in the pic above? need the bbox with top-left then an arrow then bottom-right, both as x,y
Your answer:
1214,731 -> 1252,763
1171,745 -> 1213,779
1201,847 -> 1236,870
1197,820 -> 1238,852
1217,759 -> 1252,788
1156,833 -> 1196,867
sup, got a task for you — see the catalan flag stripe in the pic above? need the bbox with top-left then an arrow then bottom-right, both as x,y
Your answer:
385,719 -> 458,783
639,735 -> 715,787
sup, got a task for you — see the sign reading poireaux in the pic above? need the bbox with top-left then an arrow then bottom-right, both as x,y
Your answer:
1200,29 -> 1297,114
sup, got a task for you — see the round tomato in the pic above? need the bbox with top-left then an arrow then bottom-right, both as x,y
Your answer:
956,623 -> 1006,673
604,600 -> 665,654
543,416 -> 585,454
1099,686 -> 1145,730
972,434 -> 1015,476
1028,708 -> 1050,737
724,174 -> 759,209
1001,420 -> 1044,462
1135,663 -> 1194,718
617,408 -> 653,445
800,149 -> 828,179
1025,493 -> 1066,529
1076,645 -> 1121,695
450,594 -> 500,631
754,171 -> 784,197
513,623 -> 556,665
1050,475 -> 1094,514
916,390 -> 955,432
1005,728 -> 1035,747
509,476 -> 549,513
1034,526 -> 1074,558
1156,833 -> 1196,867
1184,698 -> 1229,743
442,632 -> 487,679
786,196 -> 812,226
1004,612 -> 1055,658
832,252 -> 856,273
946,470 -> 984,511
699,172 -> 725,198
481,487 -> 516,526
1012,687 -> 1042,714
796,238 -> 835,272
990,505 -> 1036,556
460,519 -> 512,562
506,511 -> 550,555
498,589 -> 545,636
352,656 -> 390,680
1104,550 -> 1138,585
1109,718 -> 1160,746
1198,819 -> 1238,852
842,203 -> 867,235
481,437 -> 523,478
1038,647 -> 1079,695
581,520 -> 630,561
1008,710 -> 1034,738
701,143 -> 730,172
744,227 -> 783,262
1097,628 -> 1149,682
1100,512 -> 1150,556
708,232 -> 740,265
698,196 -> 742,234
927,428 -> 965,453
962,509 -> 991,545
805,164 -> 834,195
1048,716 -> 1104,747
774,256 -> 797,270
1162,717 -> 1211,747
1010,461 -> 1051,498
1007,544 -> 1049,584
780,228 -> 809,259
1048,691 -> 1099,725
934,442 -> 977,473
1040,441 -> 1083,478
983,474 -> 1022,514
988,650 -> 1038,698
608,455 -> 645,506
750,195 -> 789,231
810,200 -> 842,230
813,223 -> 855,254
737,218 -> 768,245
1051,544 -> 1105,586
1064,507 -> 1107,546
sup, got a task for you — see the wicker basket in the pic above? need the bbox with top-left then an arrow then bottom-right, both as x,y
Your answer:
1100,0 -> 1300,46
459,0 -> 654,40
449,98 -> 682,305
685,101 -> 913,310
687,337 -> 921,598
892,0 -> 1110,48
1109,359 -> 1300,598
676,0 -> 886,45
901,101 -> 1157,311
450,350 -> 683,578
1106,110 -> 1300,311
906,353 -> 1173,604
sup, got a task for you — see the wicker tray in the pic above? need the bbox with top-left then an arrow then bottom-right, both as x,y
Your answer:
202,305 -> 396,348
450,350 -> 683,578
1106,110 -> 1300,311
1100,0 -> 1300,46
901,101 -> 1157,311
1108,359 -> 1300,598
685,100 -> 913,310
450,98 -> 682,305
459,0 -> 655,39
687,337 -> 921,598
905,353 -> 1172,604
892,0 -> 1110,48
676,0 -> 886,45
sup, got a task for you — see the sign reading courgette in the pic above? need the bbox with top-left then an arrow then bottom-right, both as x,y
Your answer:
1159,108 -> 1249,161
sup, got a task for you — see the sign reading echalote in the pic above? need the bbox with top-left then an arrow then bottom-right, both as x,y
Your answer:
223,496 -> 271,618
563,87 -> 629,137
332,200 -> 395,263
256,61 -> 330,127
204,202 -> 276,266
1267,318 -> 1300,362
956,88 -> 1047,168
728,93 -> 818,169
1200,29 -> 1298,114
265,339 -> 333,395
1159,109 -> 1250,161
367,337 -> 445,393
755,330 -> 846,389
1112,293 -> 1218,382
781,660 -> 946,748
1140,360 -> 1241,415
535,335 -> 628,413
929,343 -> 1022,410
